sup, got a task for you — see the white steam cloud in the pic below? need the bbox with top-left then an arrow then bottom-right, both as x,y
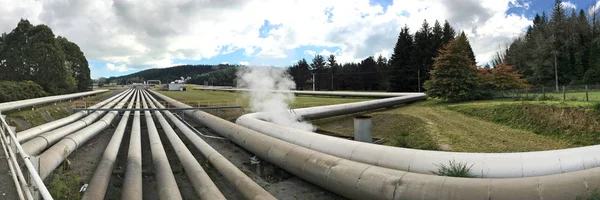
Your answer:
236,66 -> 315,131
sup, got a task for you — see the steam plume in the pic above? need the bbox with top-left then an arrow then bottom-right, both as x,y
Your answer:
236,66 -> 315,131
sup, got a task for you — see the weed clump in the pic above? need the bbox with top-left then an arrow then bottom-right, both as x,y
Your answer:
593,101 -> 600,111
431,160 -> 476,178
390,130 -> 438,151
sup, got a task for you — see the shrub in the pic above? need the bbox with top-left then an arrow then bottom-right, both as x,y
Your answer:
0,81 -> 46,103
593,102 -> 600,112
431,160 -> 476,178
576,188 -> 600,200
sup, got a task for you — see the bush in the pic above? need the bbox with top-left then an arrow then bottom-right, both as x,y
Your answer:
577,188 -> 600,200
431,160 -> 476,178
593,102 -> 600,112
0,81 -> 47,103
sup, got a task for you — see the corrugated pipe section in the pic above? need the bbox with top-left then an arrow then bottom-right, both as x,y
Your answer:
17,90 -> 125,143
151,89 -> 600,200
22,90 -> 132,156
140,91 -> 182,200
81,89 -> 138,200
37,90 -> 135,180
145,90 -> 276,200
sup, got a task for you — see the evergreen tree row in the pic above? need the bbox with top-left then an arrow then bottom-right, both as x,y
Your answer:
504,0 -> 600,89
288,20 -> 474,92
0,19 -> 92,94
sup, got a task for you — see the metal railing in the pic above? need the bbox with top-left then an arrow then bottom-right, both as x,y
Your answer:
0,112 -> 53,200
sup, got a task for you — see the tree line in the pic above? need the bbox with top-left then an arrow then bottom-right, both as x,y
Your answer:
0,19 -> 92,95
288,20 -> 471,92
503,0 -> 600,90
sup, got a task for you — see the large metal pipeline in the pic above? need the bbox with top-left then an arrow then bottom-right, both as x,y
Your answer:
81,89 -> 138,200
141,91 -> 225,199
151,89 -> 600,200
0,90 -> 107,111
140,92 -> 182,199
37,90 -> 135,180
145,90 -> 276,200
121,89 -> 143,200
22,90 -> 132,156
230,90 -> 600,178
17,90 -> 126,143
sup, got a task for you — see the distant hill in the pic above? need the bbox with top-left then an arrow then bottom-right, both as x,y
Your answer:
105,64 -> 233,85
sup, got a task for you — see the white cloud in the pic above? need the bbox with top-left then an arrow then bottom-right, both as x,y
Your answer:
561,1 -> 576,9
239,61 -> 250,66
304,50 -> 317,56
106,63 -> 130,72
0,0 -> 533,69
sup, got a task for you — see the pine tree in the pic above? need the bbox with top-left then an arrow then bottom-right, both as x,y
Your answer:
442,20 -> 456,44
388,25 -> 414,92
327,54 -> 337,90
376,54 -> 389,90
424,33 -> 484,102
311,55 -> 326,90
458,32 -> 477,65
412,20 -> 432,91
360,56 -> 378,90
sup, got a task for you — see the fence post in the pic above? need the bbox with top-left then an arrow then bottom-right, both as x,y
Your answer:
562,86 -> 566,102
586,85 -> 589,102
543,86 -> 546,99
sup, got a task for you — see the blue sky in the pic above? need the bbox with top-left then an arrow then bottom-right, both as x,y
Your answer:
2,0 -> 594,79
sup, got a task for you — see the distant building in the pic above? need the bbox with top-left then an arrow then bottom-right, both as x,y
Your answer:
168,83 -> 186,91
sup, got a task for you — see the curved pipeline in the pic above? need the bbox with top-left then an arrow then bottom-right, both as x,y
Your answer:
82,90 -> 138,200
17,90 -> 124,143
22,89 -> 132,156
230,90 -> 600,178
0,90 -> 107,112
142,91 -> 225,199
121,89 -> 143,200
151,89 -> 600,200
37,90 -> 135,180
145,90 -> 276,200
140,92 -> 182,199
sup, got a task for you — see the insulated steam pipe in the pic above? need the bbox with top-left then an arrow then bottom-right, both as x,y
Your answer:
121,89 -> 143,200
145,90 -> 276,200
17,90 -> 124,143
230,89 -> 600,178
82,90 -> 137,200
142,91 -> 225,199
0,90 -> 107,111
37,90 -> 135,180
151,89 -> 600,200
22,89 -> 131,156
140,92 -> 182,200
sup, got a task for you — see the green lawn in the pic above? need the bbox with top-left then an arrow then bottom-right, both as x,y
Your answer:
313,100 -> 574,153
157,90 -> 368,109
159,89 -> 590,153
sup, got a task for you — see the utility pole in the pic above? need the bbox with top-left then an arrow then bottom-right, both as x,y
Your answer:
555,51 -> 559,92
417,68 -> 421,92
313,73 -> 316,91
331,74 -> 334,91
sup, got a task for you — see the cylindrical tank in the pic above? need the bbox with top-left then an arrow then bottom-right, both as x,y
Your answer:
353,116 -> 372,143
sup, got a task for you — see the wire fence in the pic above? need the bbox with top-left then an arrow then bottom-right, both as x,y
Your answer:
494,85 -> 600,102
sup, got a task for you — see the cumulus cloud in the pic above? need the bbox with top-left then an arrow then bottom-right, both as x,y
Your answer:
106,63 -> 130,72
239,61 -> 250,66
0,0 -> 533,69
561,1 -> 577,9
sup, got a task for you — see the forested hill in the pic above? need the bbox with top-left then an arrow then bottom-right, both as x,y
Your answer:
105,64 -> 236,85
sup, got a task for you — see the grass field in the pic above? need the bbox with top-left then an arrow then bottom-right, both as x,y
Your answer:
159,89 -> 593,153
313,100 -> 575,153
